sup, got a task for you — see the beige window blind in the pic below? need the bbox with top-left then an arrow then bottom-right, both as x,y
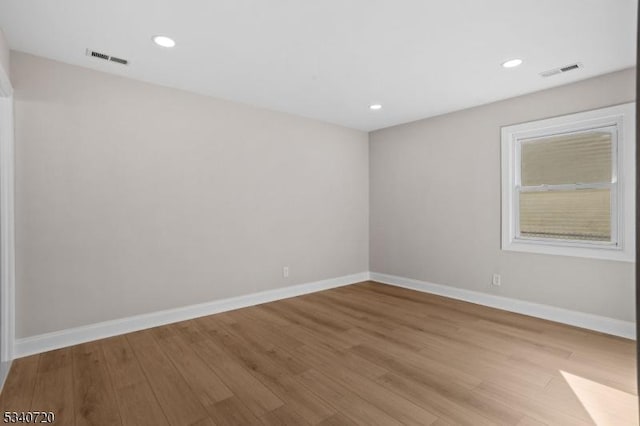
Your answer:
521,131 -> 612,186
519,189 -> 611,241
518,130 -> 614,242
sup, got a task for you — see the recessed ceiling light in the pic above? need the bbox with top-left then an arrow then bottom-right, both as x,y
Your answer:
369,104 -> 382,110
502,58 -> 523,68
152,35 -> 176,48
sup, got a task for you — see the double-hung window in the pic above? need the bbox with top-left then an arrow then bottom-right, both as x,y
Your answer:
501,103 -> 635,261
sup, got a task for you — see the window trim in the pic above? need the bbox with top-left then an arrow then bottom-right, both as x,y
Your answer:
501,103 -> 635,262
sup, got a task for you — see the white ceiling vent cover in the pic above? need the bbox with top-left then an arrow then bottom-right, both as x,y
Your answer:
86,49 -> 129,66
540,62 -> 582,77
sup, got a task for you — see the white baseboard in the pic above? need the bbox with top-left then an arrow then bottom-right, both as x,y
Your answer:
370,272 -> 636,340
12,269 -> 635,358
14,272 -> 370,358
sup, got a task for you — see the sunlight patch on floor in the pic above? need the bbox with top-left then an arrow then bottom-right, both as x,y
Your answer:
560,370 -> 638,426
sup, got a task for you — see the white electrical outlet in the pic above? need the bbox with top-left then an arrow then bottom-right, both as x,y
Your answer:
283,266 -> 289,278
492,273 -> 501,286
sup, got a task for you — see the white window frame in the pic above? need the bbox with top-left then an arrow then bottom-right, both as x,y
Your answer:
0,64 -> 14,386
501,103 -> 635,262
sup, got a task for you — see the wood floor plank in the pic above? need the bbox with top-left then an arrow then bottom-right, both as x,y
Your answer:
30,348 -> 75,426
260,404 -> 311,426
353,283 -> 545,333
544,374 -> 639,425
510,347 -> 636,394
305,352 -> 439,426
350,342 -> 528,424
2,281 -> 636,425
281,323 -> 353,352
189,418 -> 217,426
474,380 -> 593,425
126,330 -> 209,426
347,330 -> 481,389
316,413 -> 359,426
101,335 -> 148,388
294,342 -> 388,380
270,375 -> 336,425
430,419 -> 457,426
517,416 -> 548,426
487,376 -> 591,421
72,342 -> 122,426
374,372 -> 496,426
400,327 -> 554,388
112,382 -> 170,426
151,326 -> 234,406
304,292 -> 398,333
321,285 -> 463,336
297,369 -> 404,426
175,319 -> 284,417
277,298 -> 350,333
261,303 -> 355,350
101,335 -> 170,426
459,321 -> 573,359
195,315 -> 334,424
232,308 -> 306,350
219,316 -> 310,376
285,294 -> 401,338
0,355 -> 40,412
205,396 -> 265,426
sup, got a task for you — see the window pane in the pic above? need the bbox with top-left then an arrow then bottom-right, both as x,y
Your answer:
521,131 -> 612,186
519,189 -> 611,242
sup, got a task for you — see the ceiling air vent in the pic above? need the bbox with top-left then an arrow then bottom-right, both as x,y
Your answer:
540,62 -> 582,77
109,56 -> 128,65
86,49 -> 129,66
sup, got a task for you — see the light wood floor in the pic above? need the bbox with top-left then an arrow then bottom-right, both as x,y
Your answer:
0,281 -> 637,425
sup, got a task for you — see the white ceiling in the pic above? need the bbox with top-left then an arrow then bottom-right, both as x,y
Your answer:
0,0 -> 637,131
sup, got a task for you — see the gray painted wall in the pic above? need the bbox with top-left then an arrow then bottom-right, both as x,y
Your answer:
12,52 -> 369,338
0,30 -> 9,80
12,48 -> 636,338
370,68 -> 636,322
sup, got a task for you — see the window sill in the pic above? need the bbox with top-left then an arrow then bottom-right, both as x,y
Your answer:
501,239 -> 634,262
